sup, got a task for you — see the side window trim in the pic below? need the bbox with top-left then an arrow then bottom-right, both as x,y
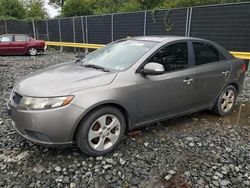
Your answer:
188,41 -> 195,67
136,40 -> 191,74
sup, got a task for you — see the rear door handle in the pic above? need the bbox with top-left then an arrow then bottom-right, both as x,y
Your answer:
222,70 -> 230,76
183,78 -> 193,85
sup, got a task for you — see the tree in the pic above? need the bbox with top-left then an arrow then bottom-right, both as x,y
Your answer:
59,0 -> 246,17
161,0 -> 244,9
49,0 -> 65,8
24,0 -> 48,19
93,0 -> 142,14
62,0 -> 94,17
0,0 -> 26,19
139,0 -> 165,9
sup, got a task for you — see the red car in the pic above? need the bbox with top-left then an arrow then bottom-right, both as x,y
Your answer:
0,34 -> 46,56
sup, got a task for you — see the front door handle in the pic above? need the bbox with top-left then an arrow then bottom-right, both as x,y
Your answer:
222,70 -> 230,76
183,78 -> 193,85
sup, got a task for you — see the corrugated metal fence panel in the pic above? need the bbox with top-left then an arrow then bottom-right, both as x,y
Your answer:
60,18 -> 74,42
47,19 -> 60,41
146,8 -> 187,36
74,17 -> 84,43
87,15 -> 112,44
113,12 -> 145,40
6,20 -> 33,37
35,20 -> 47,40
0,20 -> 5,35
190,3 -> 250,51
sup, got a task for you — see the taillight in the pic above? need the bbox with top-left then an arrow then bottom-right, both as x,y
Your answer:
242,63 -> 247,73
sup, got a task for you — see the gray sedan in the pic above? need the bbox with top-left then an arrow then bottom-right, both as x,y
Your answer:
7,36 -> 247,156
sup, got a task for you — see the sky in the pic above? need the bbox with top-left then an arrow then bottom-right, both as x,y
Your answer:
44,0 -> 60,18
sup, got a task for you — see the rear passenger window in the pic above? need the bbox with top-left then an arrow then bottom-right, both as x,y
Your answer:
149,42 -> 189,72
15,35 -> 28,42
193,42 -> 220,65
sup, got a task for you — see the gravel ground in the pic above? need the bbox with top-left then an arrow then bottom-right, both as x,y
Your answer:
0,54 -> 249,188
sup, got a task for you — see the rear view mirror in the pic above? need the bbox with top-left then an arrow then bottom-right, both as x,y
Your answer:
141,62 -> 165,75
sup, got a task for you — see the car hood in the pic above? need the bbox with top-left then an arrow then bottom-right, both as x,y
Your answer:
14,62 -> 118,97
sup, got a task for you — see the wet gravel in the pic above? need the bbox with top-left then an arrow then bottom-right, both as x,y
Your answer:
0,54 -> 249,188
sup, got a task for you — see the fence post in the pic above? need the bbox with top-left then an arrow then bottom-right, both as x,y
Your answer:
80,16 -> 85,43
58,19 -> 63,52
72,17 -> 76,53
4,20 -> 7,34
85,16 -> 88,54
32,20 -> 36,39
185,8 -> 189,37
143,11 -> 147,36
46,20 -> 49,41
187,7 -> 193,37
111,14 -> 114,42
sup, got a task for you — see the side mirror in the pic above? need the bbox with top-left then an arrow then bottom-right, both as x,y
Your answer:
141,62 -> 165,75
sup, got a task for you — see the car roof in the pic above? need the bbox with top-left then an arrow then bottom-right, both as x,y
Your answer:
1,34 -> 29,36
131,35 -> 233,60
131,35 -> 204,43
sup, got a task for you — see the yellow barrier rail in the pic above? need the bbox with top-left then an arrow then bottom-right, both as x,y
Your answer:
230,51 -> 250,60
45,41 -> 104,49
45,41 -> 250,60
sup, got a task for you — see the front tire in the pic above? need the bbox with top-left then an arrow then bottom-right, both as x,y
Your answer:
28,47 -> 38,56
212,85 -> 237,116
76,106 -> 126,156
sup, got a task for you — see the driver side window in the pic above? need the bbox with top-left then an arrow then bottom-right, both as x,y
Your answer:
148,42 -> 189,72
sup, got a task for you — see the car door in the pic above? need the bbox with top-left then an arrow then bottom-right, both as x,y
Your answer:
191,41 -> 231,108
136,41 -> 197,124
12,35 -> 29,54
0,35 -> 13,54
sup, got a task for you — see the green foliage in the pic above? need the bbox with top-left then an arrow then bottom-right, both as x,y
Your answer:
139,0 -> 165,10
161,0 -> 244,9
62,0 -> 94,17
61,0 -> 143,16
0,0 -> 245,20
0,0 -> 48,20
49,0 -> 65,8
163,10 -> 174,32
59,0 -> 245,17
24,0 -> 48,20
117,0 -> 142,13
0,0 -> 26,19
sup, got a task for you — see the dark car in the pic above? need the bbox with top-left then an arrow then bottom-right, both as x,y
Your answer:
0,34 -> 46,56
8,36 -> 247,156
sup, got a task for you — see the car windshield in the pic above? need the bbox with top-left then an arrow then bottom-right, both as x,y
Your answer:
82,40 -> 157,71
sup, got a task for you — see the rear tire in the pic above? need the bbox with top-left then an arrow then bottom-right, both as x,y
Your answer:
76,106 -> 126,156
212,85 -> 237,116
28,47 -> 38,56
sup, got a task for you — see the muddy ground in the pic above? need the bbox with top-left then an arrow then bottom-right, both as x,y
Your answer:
0,53 -> 249,188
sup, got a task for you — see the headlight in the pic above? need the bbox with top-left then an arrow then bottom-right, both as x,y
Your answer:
19,96 -> 74,110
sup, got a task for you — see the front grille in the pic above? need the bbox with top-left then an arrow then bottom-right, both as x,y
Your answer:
12,92 -> 23,105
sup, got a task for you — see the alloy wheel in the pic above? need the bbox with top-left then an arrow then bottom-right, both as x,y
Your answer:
29,47 -> 37,56
221,89 -> 235,112
88,114 -> 121,151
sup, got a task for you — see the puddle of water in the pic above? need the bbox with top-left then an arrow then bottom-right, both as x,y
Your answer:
144,102 -> 250,133
204,102 -> 250,127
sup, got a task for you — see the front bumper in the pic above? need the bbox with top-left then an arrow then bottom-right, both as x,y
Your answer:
7,102 -> 84,146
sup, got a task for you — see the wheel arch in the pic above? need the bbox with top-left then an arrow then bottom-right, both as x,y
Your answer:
72,102 -> 130,142
227,82 -> 239,93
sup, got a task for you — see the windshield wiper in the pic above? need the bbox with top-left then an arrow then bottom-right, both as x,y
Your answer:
84,64 -> 110,72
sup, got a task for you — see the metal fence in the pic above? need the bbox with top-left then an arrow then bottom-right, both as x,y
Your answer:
0,2 -> 250,52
